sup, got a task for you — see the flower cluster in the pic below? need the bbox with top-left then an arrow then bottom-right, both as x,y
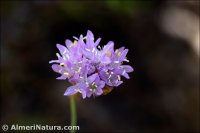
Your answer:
49,30 -> 133,98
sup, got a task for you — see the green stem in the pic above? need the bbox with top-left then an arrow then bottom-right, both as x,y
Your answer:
70,95 -> 77,133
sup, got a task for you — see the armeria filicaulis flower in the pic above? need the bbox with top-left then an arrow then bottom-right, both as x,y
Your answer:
49,30 -> 133,98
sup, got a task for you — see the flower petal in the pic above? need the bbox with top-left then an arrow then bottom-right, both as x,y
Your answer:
123,65 -> 134,72
102,41 -> 114,55
56,44 -> 68,55
115,80 -> 123,86
88,73 -> 98,83
122,72 -> 130,79
98,81 -> 105,90
86,30 -> 94,48
119,49 -> 128,62
95,88 -> 103,96
87,30 -> 94,39
87,91 -> 92,98
64,86 -> 77,96
94,38 -> 101,47
65,39 -> 73,49
51,64 -> 62,73
99,70 -> 108,81
56,75 -> 67,80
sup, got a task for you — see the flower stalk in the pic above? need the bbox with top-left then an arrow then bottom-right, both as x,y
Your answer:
69,95 -> 77,133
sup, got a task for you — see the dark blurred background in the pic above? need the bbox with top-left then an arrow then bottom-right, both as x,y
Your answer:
0,0 -> 199,132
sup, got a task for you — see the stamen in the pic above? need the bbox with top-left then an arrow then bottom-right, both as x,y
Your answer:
114,61 -> 119,63
69,43 -> 73,47
78,67 -> 81,73
60,63 -> 65,66
95,51 -> 98,55
94,84 -> 98,88
92,82 -> 95,86
117,52 -> 121,56
86,48 -> 90,52
69,40 -> 78,47
117,75 -> 121,80
74,40 -> 78,45
92,48 -> 95,53
124,59 -> 129,62
63,50 -> 67,54
73,36 -> 78,40
107,51 -> 111,57
64,72 -> 69,75
56,53 -> 61,58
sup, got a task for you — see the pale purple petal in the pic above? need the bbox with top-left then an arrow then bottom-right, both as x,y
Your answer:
115,81 -> 123,86
78,83 -> 87,99
102,41 -> 114,55
86,30 -> 94,48
56,75 -> 67,80
118,47 -> 125,52
64,86 -> 77,96
69,73 -> 79,83
56,44 -> 68,55
87,30 -> 94,40
94,38 -> 101,47
88,73 -> 98,83
123,65 -> 134,72
119,49 -> 128,62
65,39 -> 73,49
87,91 -> 92,98
95,88 -> 103,96
122,73 -> 130,79
98,81 -> 105,90
51,64 -> 62,73
99,70 -> 108,81
101,55 -> 111,64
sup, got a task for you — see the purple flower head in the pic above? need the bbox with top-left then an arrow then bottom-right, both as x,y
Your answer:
49,30 -> 134,99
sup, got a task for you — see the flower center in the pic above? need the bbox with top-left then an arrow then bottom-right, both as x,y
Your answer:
89,82 -> 98,91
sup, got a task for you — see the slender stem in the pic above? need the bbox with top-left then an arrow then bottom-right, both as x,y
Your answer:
70,95 -> 77,133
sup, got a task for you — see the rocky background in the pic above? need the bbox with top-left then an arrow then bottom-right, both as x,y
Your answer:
1,0 -> 199,132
